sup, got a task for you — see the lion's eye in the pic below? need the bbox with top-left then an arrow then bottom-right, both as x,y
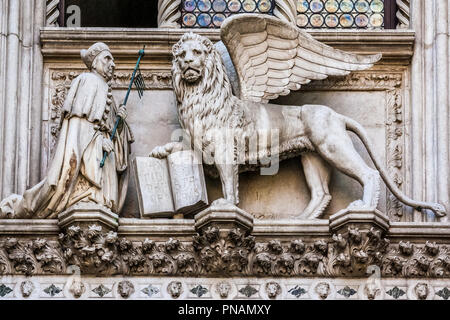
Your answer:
193,50 -> 201,55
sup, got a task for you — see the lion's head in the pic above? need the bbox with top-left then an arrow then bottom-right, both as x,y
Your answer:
172,32 -> 213,83
172,33 -> 232,106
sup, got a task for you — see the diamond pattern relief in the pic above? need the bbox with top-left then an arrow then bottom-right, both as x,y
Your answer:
288,285 -> 307,298
338,286 -> 357,298
191,285 -> 208,298
0,284 -> 13,297
436,287 -> 450,300
92,284 -> 111,297
142,285 -> 160,298
43,284 -> 62,297
239,285 -> 258,298
386,286 -> 406,299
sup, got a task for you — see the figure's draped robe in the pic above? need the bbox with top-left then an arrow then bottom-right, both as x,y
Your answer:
2,72 -> 134,219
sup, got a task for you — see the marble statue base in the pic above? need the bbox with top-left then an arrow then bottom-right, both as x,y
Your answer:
58,202 -> 119,231
329,207 -> 390,234
194,198 -> 254,236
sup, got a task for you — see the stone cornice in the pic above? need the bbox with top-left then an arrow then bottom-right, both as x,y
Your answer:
389,222 -> 450,239
2,216 -> 450,278
2,219 -> 450,239
0,219 -> 59,236
40,28 -> 415,65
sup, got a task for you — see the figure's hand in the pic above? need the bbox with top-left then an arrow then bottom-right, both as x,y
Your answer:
102,138 -> 114,153
117,104 -> 127,120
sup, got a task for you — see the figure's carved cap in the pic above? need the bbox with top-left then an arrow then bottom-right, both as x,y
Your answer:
80,42 -> 111,69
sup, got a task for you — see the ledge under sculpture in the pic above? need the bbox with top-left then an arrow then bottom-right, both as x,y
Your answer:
0,42 -> 134,220
150,13 -> 446,219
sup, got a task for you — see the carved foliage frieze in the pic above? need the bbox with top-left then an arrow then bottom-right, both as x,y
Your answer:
193,227 -> 255,274
382,241 -> 450,278
1,223 -> 450,278
0,238 -> 65,276
59,225 -> 121,275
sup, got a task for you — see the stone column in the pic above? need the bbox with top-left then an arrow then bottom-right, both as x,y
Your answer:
1,0 -> 21,197
409,0 -> 449,222
158,0 -> 182,28
0,0 -> 46,198
46,0 -> 60,26
396,0 -> 410,29
274,0 -> 297,25
30,0 -> 45,186
0,0 -> 7,196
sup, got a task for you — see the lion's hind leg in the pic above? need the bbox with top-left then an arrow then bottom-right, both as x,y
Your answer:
294,152 -> 332,219
316,135 -> 380,209
305,111 -> 381,210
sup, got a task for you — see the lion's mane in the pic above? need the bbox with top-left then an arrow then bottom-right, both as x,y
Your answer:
172,33 -> 252,137
171,33 -> 308,170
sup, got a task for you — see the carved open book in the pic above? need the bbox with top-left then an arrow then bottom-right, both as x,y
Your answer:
133,151 -> 208,218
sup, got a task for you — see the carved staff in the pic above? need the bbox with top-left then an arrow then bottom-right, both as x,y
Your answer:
100,46 -> 146,168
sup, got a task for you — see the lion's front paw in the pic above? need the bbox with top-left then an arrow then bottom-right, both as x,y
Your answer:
149,146 -> 170,159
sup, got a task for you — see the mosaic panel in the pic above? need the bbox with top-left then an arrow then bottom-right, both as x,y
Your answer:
296,0 -> 384,29
181,0 -> 274,28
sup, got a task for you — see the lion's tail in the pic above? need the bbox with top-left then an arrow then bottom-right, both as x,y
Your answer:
345,116 -> 446,217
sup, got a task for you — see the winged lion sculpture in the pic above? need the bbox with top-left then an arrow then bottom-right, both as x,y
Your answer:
150,14 -> 446,219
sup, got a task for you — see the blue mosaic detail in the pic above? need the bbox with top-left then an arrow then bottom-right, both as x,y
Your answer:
0,284 -> 13,297
288,285 -> 307,298
92,284 -> 111,297
337,286 -> 357,298
296,0 -> 384,29
191,285 -> 208,297
43,284 -> 62,297
142,285 -> 160,298
181,0 -> 275,28
386,286 -> 406,299
436,287 -> 450,300
239,285 -> 258,297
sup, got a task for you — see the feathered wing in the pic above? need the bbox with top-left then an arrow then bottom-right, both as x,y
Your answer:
220,14 -> 382,103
